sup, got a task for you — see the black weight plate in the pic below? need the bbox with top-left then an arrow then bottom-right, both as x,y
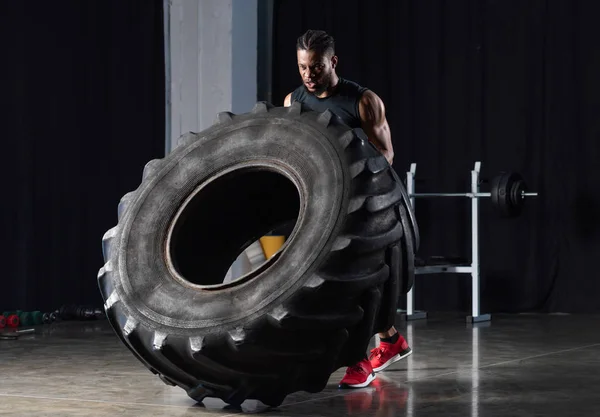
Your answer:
491,172 -> 525,218
510,178 -> 526,216
505,173 -> 525,217
490,173 -> 504,213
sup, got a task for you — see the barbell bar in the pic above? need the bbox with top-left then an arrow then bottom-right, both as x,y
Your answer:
410,192 -> 538,198
406,171 -> 538,218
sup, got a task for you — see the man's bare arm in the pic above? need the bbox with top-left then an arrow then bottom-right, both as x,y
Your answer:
359,90 -> 394,165
284,93 -> 292,107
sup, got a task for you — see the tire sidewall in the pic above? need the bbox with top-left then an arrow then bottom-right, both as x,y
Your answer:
112,113 -> 351,334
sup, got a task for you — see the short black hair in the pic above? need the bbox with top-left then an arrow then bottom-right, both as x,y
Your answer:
296,29 -> 335,56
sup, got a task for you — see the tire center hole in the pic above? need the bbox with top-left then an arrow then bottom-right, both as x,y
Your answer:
166,167 -> 300,288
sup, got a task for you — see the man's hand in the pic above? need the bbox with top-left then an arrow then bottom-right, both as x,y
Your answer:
358,90 -> 394,165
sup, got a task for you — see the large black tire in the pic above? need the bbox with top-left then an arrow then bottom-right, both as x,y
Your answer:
98,101 -> 416,407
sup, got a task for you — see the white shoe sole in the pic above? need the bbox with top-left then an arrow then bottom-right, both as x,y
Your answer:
342,372 -> 376,388
373,349 -> 413,373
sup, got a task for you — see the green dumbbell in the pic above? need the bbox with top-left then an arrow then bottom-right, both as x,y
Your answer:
31,311 -> 43,325
19,312 -> 32,326
1,310 -> 45,327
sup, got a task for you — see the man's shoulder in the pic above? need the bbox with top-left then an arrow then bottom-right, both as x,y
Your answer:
339,77 -> 369,96
339,79 -> 383,108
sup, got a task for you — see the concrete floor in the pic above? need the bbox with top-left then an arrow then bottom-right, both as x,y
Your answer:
1,313 -> 600,416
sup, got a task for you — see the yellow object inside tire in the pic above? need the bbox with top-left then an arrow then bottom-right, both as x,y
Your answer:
259,236 -> 286,259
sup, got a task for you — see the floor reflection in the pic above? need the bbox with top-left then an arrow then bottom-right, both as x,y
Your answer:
471,324 -> 480,417
340,376 -> 409,416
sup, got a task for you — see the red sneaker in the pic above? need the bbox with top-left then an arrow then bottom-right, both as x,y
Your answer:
339,358 -> 376,389
369,335 -> 412,372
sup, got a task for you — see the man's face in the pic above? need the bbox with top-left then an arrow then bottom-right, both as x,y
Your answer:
296,49 -> 337,94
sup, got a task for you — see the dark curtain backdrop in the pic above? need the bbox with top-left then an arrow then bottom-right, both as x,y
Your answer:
272,0 -> 600,313
0,1 -> 165,312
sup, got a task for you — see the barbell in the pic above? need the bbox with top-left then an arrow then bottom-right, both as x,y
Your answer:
409,172 -> 538,218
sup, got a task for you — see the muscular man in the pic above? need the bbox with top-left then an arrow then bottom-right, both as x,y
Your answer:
284,30 -> 413,389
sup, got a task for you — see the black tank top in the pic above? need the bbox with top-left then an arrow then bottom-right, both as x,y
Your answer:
291,77 -> 368,129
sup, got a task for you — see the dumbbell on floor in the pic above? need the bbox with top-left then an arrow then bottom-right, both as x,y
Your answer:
54,305 -> 105,321
43,312 -> 57,324
20,311 -> 46,326
2,311 -> 22,328
2,306 -> 105,328
0,314 -> 20,328
1,310 -> 57,327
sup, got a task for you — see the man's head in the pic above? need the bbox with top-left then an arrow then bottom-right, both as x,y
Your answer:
296,30 -> 338,95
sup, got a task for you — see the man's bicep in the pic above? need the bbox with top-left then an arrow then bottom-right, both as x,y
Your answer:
359,91 -> 386,127
284,93 -> 292,107
369,122 -> 391,141
359,91 -> 394,164
364,122 -> 392,154
359,92 -> 390,142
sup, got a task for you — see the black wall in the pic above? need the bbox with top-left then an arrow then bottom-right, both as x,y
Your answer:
2,0 -> 599,316
1,1 -> 165,312
273,0 -> 600,313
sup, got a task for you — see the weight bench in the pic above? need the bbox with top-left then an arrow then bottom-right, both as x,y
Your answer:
400,161 -> 491,323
